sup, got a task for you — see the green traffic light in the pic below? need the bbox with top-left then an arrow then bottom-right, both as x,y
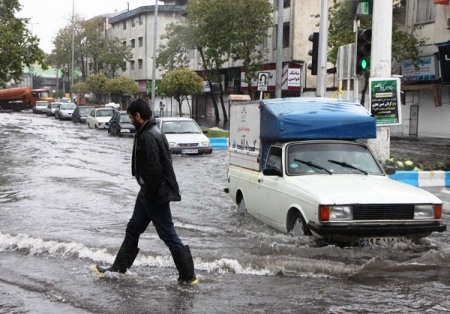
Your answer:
361,59 -> 368,70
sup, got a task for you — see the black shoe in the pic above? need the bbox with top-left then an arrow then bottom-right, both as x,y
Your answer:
96,246 -> 139,274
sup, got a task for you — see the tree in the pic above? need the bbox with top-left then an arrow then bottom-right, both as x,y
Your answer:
158,0 -> 272,124
0,0 -> 46,86
105,76 -> 139,107
159,68 -> 204,117
86,74 -> 108,104
101,37 -> 133,78
328,0 -> 426,105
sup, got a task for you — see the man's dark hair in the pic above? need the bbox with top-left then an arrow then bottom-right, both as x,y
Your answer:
127,98 -> 152,120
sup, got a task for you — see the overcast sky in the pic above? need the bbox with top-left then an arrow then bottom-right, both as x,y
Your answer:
18,0 -> 160,54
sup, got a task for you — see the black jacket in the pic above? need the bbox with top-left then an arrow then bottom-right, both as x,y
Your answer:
132,119 -> 180,204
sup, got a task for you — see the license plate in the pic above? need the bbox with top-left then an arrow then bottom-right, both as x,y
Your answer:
182,149 -> 198,154
359,237 -> 408,246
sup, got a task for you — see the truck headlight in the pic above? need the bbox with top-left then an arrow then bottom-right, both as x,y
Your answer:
319,205 -> 353,221
414,204 -> 441,219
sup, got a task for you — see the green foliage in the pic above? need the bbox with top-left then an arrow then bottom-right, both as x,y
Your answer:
0,0 -> 46,86
157,23 -> 195,72
201,128 -> 229,138
100,37 -> 133,78
159,68 -> 204,117
105,76 -> 139,96
72,82 -> 89,95
328,0 -> 426,66
384,156 -> 450,171
86,74 -> 108,103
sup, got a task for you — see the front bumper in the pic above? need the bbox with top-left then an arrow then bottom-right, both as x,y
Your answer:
309,221 -> 447,237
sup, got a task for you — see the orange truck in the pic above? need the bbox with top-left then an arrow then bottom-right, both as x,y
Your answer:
0,87 -> 55,111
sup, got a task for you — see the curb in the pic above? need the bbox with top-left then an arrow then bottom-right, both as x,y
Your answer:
389,171 -> 450,188
210,137 -> 228,150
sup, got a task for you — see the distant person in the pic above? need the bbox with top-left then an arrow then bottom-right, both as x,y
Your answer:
95,98 -> 197,285
159,101 -> 165,117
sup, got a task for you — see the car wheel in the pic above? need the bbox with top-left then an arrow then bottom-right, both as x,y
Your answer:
287,210 -> 310,236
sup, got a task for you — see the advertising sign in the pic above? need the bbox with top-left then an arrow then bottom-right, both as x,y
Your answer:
369,78 -> 402,125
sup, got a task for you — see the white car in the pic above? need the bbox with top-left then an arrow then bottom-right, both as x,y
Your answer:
55,102 -> 76,120
155,117 -> 212,155
86,108 -> 115,129
46,102 -> 61,116
32,101 -> 49,114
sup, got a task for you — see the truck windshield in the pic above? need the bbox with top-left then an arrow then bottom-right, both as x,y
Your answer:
286,142 -> 383,175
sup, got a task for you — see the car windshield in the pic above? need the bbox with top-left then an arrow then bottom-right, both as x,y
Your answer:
51,103 -> 60,108
162,120 -> 202,134
36,102 -> 48,106
286,142 -> 383,175
79,107 -> 93,114
60,103 -> 76,110
97,109 -> 114,117
119,114 -> 131,123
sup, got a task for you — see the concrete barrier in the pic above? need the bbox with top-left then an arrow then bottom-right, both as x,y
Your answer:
389,171 -> 450,188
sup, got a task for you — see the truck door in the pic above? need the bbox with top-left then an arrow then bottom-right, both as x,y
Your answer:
256,146 -> 285,226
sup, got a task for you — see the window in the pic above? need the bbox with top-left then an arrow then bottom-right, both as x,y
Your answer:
138,59 -> 143,69
277,0 -> 290,8
416,0 -> 435,24
139,15 -> 143,25
283,22 -> 290,48
122,21 -> 127,30
131,39 -> 135,48
122,41 -> 126,47
265,146 -> 283,173
138,37 -> 143,47
130,60 -> 135,70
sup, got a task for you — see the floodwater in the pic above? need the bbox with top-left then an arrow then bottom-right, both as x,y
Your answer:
0,111 -> 449,314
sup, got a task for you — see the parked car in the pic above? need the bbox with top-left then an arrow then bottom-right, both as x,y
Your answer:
108,110 -> 135,137
72,105 -> 94,123
45,102 -> 61,116
86,107 -> 115,129
32,101 -> 49,114
155,117 -> 212,155
55,102 -> 76,120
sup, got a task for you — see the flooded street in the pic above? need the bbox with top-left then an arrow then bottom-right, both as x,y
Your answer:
0,111 -> 449,314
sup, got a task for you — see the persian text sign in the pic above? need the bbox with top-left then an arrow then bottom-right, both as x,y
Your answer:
369,78 -> 402,125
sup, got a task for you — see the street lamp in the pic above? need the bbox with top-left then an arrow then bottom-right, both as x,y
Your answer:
70,0 -> 75,101
151,1 -> 159,112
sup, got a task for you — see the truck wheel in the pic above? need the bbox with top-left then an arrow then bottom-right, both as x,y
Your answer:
287,211 -> 310,236
237,194 -> 247,213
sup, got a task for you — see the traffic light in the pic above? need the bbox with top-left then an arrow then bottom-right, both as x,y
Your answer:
308,32 -> 319,75
356,29 -> 371,75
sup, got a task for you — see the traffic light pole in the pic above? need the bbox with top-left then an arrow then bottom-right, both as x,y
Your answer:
316,0 -> 329,97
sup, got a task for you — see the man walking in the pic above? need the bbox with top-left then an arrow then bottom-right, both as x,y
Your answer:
95,98 -> 197,285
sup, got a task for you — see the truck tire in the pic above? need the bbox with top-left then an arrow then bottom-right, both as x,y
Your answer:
287,211 -> 310,236
237,193 -> 247,213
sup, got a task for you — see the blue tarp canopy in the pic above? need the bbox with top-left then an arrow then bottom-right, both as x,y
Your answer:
260,97 -> 376,140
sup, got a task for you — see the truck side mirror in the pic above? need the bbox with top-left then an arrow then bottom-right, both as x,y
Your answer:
263,167 -> 283,177
384,166 -> 396,175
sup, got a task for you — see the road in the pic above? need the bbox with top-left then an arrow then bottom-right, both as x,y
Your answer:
0,111 -> 449,314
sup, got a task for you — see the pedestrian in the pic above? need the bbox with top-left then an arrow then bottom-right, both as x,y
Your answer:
159,101 -> 165,117
95,98 -> 197,285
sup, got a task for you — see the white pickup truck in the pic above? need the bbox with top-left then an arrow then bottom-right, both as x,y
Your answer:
226,97 -> 446,245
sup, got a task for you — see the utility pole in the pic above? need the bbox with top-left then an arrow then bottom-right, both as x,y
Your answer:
367,0 -> 393,162
70,0 -> 75,100
316,0 -> 329,97
151,1 -> 159,112
275,0 -> 283,98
